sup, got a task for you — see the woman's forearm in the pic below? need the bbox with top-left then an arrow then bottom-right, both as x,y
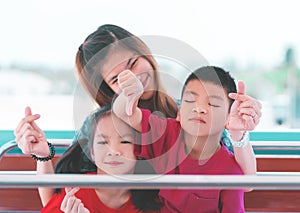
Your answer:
37,160 -> 55,206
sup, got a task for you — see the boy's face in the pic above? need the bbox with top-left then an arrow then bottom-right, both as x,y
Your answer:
91,115 -> 137,175
177,79 -> 230,137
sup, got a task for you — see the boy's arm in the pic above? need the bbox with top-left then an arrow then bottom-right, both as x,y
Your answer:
226,81 -> 262,176
229,131 -> 256,175
113,70 -> 143,132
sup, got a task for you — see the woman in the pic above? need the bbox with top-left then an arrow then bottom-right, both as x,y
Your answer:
14,24 -> 261,206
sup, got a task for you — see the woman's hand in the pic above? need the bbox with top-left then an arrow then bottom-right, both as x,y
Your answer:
226,81 -> 262,131
14,106 -> 49,157
118,69 -> 144,116
60,187 -> 89,213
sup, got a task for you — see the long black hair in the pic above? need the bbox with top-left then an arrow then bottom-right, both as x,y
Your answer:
54,105 -> 161,211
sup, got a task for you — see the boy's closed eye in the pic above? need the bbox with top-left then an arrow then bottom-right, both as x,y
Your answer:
208,103 -> 221,107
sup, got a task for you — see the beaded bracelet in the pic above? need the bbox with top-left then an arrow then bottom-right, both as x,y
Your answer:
31,141 -> 55,161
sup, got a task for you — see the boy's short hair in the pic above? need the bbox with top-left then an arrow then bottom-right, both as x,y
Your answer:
182,66 -> 237,109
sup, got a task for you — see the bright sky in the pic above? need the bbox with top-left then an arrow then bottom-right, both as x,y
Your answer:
0,0 -> 299,70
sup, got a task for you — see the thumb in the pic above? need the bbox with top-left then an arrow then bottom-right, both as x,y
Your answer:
126,98 -> 134,116
237,81 -> 245,95
25,106 -> 32,117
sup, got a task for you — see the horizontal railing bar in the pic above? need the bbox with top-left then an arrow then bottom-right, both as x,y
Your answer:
1,174 -> 300,189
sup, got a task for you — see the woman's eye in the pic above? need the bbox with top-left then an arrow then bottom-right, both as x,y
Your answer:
111,78 -> 118,84
130,57 -> 138,68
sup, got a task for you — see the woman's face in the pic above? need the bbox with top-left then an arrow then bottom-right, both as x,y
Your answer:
101,48 -> 156,100
91,114 -> 137,175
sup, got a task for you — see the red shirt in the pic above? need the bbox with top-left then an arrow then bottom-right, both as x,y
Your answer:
41,174 -> 147,213
135,109 -> 245,213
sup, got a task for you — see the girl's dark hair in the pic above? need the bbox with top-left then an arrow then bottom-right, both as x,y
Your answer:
54,105 -> 161,211
76,24 -> 177,118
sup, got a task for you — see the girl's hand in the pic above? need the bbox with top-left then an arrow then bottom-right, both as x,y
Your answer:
60,187 -> 89,213
14,106 -> 49,157
226,81 -> 262,131
118,70 -> 144,116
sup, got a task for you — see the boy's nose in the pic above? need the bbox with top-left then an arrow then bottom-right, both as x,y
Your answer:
192,106 -> 207,114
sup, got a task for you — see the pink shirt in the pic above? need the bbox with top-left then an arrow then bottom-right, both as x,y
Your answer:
134,109 -> 244,213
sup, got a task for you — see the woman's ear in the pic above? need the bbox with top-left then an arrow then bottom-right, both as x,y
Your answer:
176,107 -> 181,122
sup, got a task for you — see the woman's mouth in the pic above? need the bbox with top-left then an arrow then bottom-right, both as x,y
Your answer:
137,73 -> 150,90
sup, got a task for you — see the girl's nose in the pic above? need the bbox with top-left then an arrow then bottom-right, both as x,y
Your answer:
107,145 -> 121,156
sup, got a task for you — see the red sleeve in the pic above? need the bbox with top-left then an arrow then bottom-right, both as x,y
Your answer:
135,109 -> 170,159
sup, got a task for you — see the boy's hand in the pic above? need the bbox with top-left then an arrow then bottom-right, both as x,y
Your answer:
226,81 -> 262,131
60,187 -> 89,213
118,70 -> 144,116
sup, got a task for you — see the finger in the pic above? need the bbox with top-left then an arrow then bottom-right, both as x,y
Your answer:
238,101 -> 262,118
118,69 -> 133,85
65,196 -> 76,212
25,106 -> 32,117
14,115 -> 40,135
71,198 -> 81,212
78,203 -> 88,213
242,114 -> 256,130
15,123 -> 36,143
237,80 -> 245,95
65,187 -> 80,196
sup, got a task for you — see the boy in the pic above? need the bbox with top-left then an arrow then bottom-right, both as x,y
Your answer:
113,66 -> 256,212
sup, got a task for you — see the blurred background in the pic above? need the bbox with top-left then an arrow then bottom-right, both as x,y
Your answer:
0,0 -> 299,130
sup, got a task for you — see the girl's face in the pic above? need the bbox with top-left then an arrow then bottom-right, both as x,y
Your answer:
91,114 -> 137,175
101,48 -> 156,100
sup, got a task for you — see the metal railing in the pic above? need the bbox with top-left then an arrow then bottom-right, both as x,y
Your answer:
1,173 -> 300,189
0,139 -> 72,160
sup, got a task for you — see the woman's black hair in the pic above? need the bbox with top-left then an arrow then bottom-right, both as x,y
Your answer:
54,105 -> 161,211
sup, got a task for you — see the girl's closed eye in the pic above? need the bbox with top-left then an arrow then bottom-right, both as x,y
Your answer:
97,141 -> 108,145
121,140 -> 133,144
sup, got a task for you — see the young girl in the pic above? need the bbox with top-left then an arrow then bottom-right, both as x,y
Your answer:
14,24 -> 261,205
41,106 -> 161,212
